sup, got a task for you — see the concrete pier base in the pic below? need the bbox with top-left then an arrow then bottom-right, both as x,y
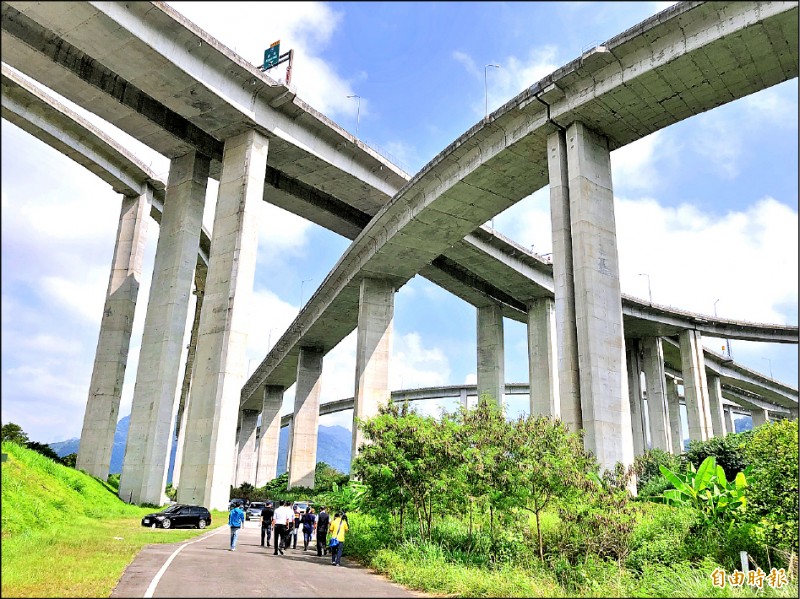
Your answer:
352,277 -> 394,461
78,190 -> 150,480
707,375 -> 727,437
680,330 -> 713,442
289,347 -> 323,489
626,339 -> 646,455
235,409 -> 259,486
667,378 -> 684,454
725,406 -> 737,436
477,303 -> 504,407
642,337 -> 671,452
120,152 -> 209,505
527,298 -> 559,417
177,130 -> 268,511
256,385 -> 284,486
751,408 -> 770,428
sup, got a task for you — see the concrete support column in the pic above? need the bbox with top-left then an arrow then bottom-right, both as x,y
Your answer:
547,129 -> 581,430
477,303 -> 504,407
459,388 -> 468,411
255,385 -> 284,486
707,375 -> 727,437
725,407 -> 737,436
171,270 -> 206,488
667,378 -> 683,454
234,409 -> 259,486
679,330 -> 713,442
565,121 -> 632,471
527,298 -> 559,417
120,152 -> 209,505
626,339 -> 646,456
751,408 -> 770,428
352,277 -> 395,460
642,337 -> 671,452
177,130 -> 268,511
78,190 -> 150,479
289,347 -> 324,489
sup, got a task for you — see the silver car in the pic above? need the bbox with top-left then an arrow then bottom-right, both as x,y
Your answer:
245,501 -> 266,521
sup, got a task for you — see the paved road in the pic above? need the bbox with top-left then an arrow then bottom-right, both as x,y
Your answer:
111,520 -> 425,598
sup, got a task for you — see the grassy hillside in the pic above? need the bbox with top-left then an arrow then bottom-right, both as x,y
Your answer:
1,442 -> 225,598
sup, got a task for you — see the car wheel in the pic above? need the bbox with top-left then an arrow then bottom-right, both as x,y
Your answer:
198,519 -> 207,529
162,518 -> 172,529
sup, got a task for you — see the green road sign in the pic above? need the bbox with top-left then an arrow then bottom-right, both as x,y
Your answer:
263,41 -> 280,69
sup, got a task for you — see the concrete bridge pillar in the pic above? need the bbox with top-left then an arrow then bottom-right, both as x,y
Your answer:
256,385 -> 284,486
120,151 -> 209,505
751,408 -> 770,428
642,337 -> 671,452
352,277 -> 395,461
679,330 -> 713,442
235,409 -> 260,486
171,273 -> 206,489
626,339 -> 646,456
527,298 -> 559,417
78,189 -> 151,480
477,303 -> 504,406
725,406 -> 737,436
707,375 -> 727,437
547,129 -> 581,430
289,347 -> 324,489
666,377 -> 683,454
549,122 -> 632,472
177,130 -> 269,511
459,387 -> 468,411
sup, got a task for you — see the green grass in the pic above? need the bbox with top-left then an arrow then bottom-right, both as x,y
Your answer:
344,512 -> 798,598
1,442 -> 226,598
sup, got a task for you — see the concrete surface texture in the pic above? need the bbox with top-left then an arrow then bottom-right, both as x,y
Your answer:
289,348 -> 324,489
110,521 -> 423,598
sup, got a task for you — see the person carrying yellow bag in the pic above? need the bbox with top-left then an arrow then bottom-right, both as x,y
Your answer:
328,512 -> 349,566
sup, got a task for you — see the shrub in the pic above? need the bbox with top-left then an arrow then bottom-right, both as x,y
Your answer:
636,474 -> 673,501
684,430 -> 752,480
634,448 -> 681,487
626,503 -> 696,572
743,419 -> 799,557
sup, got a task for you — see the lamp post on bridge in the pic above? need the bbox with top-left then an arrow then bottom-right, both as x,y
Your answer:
713,298 -> 732,359
299,278 -> 313,309
347,95 -> 361,137
484,64 -> 500,119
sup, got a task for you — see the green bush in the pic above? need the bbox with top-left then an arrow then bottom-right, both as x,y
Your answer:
636,474 -> 673,500
626,503 -> 696,572
743,419 -> 799,557
685,430 -> 752,480
634,448 -> 681,487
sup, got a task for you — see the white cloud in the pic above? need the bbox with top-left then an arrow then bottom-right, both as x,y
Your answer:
616,195 -> 798,323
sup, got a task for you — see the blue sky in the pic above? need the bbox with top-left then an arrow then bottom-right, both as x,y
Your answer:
1,1 -> 797,444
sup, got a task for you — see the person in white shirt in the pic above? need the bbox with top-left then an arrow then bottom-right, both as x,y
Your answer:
271,501 -> 292,555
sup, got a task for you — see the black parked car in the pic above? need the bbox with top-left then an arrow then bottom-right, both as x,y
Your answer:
141,504 -> 211,529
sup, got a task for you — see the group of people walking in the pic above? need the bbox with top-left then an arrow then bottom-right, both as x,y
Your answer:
228,500 -> 349,566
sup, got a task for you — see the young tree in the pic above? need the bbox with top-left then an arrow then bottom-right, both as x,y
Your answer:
507,415 -> 594,560
352,401 -> 457,539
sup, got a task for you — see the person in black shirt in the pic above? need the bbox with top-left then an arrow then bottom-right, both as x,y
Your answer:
260,501 -> 275,547
315,506 -> 330,557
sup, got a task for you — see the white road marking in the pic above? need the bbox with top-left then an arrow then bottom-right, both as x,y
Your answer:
144,527 -> 226,598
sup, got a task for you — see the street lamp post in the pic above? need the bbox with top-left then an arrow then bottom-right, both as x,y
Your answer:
714,299 -> 732,358
484,64 -> 500,119
347,94 -> 361,137
638,273 -> 652,304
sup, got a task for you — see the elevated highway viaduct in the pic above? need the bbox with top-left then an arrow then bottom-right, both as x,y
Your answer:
241,0 -> 798,490
5,58 -> 797,496
3,1 -> 797,507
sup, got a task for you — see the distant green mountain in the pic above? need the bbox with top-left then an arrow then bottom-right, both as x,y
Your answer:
49,416 -> 352,479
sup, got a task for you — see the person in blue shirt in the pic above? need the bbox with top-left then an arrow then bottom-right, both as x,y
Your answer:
228,501 -> 246,551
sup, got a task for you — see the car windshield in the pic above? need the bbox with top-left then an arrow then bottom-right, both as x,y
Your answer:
162,504 -> 185,514
250,503 -> 265,509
